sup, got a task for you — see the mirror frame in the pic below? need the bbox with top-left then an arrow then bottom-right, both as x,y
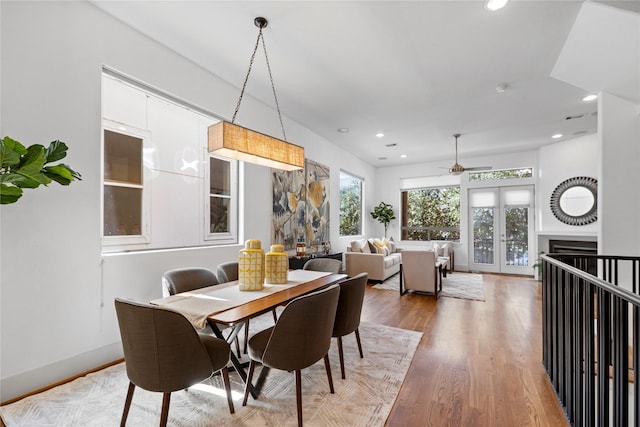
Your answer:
550,176 -> 598,226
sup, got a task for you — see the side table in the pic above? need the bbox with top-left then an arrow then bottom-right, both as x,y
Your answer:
288,252 -> 343,270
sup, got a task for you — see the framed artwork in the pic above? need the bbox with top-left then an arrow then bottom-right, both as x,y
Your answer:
272,159 -> 330,251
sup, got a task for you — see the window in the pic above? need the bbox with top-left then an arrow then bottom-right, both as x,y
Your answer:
103,124 -> 150,245
339,171 -> 363,236
205,154 -> 238,241
469,167 -> 533,182
401,186 -> 460,241
102,72 -> 238,251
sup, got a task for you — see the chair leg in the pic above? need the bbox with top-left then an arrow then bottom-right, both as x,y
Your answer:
159,392 -> 171,427
355,328 -> 364,358
323,354 -> 335,393
337,336 -> 346,379
221,366 -> 235,414
244,320 -> 250,354
242,360 -> 257,406
120,382 -> 135,427
272,309 -> 278,323
295,369 -> 303,427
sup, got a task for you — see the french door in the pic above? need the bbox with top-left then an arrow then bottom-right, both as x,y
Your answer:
468,186 -> 534,275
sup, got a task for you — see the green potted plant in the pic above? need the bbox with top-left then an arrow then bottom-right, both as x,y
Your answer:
0,136 -> 81,204
370,201 -> 396,238
533,251 -> 545,281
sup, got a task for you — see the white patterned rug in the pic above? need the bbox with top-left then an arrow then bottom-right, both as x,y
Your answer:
1,317 -> 421,427
373,272 -> 486,301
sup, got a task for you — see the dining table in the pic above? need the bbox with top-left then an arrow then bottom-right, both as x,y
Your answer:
150,269 -> 347,397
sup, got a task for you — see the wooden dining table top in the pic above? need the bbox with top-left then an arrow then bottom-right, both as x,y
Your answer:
151,270 -> 346,328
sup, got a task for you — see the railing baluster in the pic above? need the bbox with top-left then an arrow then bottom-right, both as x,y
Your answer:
542,254 -> 640,427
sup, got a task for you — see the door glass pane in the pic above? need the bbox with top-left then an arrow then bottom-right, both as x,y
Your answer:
104,186 -> 142,236
473,207 -> 494,264
505,207 -> 529,266
210,196 -> 230,233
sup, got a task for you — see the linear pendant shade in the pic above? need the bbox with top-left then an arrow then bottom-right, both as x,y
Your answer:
208,121 -> 304,171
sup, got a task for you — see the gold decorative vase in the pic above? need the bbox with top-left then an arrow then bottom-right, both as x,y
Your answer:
265,244 -> 289,284
238,239 -> 265,291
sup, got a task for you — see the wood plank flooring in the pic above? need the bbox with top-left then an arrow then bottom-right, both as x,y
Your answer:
360,273 -> 569,427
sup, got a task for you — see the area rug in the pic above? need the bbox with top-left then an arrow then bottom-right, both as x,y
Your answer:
373,272 -> 486,301
0,317 -> 421,427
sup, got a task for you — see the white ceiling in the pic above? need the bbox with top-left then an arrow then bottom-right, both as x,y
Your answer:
90,1 -> 638,168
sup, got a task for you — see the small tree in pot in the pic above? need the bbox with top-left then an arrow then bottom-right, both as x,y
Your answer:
370,201 -> 396,238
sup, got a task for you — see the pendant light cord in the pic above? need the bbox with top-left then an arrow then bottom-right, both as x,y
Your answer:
231,21 -> 287,141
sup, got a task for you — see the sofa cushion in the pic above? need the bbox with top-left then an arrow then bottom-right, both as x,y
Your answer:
382,237 -> 396,253
367,239 -> 377,253
350,239 -> 369,253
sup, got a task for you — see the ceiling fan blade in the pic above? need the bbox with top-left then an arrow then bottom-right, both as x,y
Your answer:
464,166 -> 492,171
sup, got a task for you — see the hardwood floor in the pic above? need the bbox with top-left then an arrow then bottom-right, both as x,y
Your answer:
361,273 -> 569,427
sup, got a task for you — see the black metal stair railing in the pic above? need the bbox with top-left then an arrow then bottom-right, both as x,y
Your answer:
542,253 -> 640,426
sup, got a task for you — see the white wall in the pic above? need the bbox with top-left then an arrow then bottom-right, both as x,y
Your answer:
0,1 -> 374,401
598,93 -> 640,257
537,133 -> 599,235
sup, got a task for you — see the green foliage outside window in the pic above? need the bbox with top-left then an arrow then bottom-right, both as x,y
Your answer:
469,168 -> 533,182
402,187 -> 460,241
339,175 -> 362,236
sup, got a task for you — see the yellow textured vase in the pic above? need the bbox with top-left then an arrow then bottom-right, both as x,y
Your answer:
238,239 -> 265,291
265,244 -> 289,284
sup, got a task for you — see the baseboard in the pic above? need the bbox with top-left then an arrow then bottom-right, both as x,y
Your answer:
0,342 -> 123,404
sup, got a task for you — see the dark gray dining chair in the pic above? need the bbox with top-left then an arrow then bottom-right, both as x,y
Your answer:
242,284 -> 340,427
332,272 -> 368,379
302,257 -> 343,274
162,267 -> 219,297
114,298 -> 234,427
216,261 -> 239,284
216,261 -> 278,354
162,267 -> 241,356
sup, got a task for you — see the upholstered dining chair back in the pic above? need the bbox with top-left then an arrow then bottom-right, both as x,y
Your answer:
115,298 -> 214,392
262,284 -> 340,371
114,298 -> 234,427
216,261 -> 239,283
302,258 -> 342,274
401,250 -> 437,294
162,267 -> 219,297
332,272 -> 368,379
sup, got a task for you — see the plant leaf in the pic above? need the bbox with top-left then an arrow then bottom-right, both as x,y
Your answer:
0,136 -> 26,169
15,145 -> 51,188
0,184 -> 23,204
45,140 -> 69,163
44,164 -> 80,185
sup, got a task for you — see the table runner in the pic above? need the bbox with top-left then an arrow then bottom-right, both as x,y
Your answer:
151,269 -> 331,328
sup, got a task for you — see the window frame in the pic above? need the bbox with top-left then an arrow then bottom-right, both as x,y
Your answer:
101,119 -> 151,247
400,185 -> 461,242
204,151 -> 239,243
339,170 -> 364,237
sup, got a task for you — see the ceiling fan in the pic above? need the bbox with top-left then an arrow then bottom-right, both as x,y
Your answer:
448,133 -> 492,175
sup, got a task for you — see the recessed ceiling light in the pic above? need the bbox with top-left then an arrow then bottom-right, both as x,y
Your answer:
400,154 -> 407,158
552,133 -> 563,139
582,94 -> 598,102
337,128 -> 349,133
486,0 -> 508,11
376,132 -> 384,138
495,83 -> 508,93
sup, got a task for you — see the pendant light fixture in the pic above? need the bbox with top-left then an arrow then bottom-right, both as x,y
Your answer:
208,17 -> 304,171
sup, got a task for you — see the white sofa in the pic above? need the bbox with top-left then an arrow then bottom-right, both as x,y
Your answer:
345,238 -> 402,282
